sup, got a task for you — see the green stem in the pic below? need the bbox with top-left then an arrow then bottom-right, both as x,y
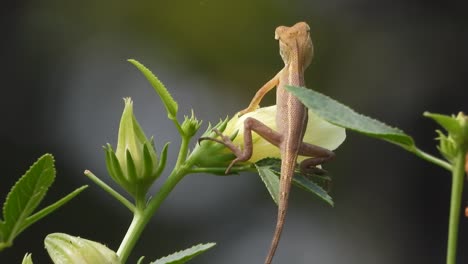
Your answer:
188,165 -> 256,174
84,170 -> 135,213
117,134 -> 194,263
411,147 -> 452,171
175,133 -> 190,168
446,151 -> 466,264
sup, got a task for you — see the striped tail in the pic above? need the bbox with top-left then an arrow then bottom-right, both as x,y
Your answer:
264,151 -> 298,264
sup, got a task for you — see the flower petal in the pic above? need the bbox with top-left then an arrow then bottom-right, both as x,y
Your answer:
227,105 -> 346,162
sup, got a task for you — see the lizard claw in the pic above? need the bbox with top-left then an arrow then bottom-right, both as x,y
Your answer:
225,157 -> 242,174
198,128 -> 245,175
197,129 -> 226,145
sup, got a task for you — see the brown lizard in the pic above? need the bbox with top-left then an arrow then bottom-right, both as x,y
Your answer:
201,22 -> 335,264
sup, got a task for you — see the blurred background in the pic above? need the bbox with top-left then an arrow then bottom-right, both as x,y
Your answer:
1,0 -> 468,263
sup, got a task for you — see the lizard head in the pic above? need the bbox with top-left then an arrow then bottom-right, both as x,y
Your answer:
274,22 -> 314,71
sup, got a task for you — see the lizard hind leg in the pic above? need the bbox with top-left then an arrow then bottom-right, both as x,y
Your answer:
297,143 -> 335,175
199,117 -> 283,174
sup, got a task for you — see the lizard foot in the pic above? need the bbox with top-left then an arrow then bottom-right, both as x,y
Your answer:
198,129 -> 246,174
300,165 -> 328,176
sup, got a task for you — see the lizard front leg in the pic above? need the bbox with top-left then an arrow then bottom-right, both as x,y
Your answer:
238,73 -> 280,116
200,117 -> 283,173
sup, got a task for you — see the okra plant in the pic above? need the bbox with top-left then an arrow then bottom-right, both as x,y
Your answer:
0,59 -> 465,264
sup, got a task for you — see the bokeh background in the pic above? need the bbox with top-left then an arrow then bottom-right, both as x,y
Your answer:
2,1 -> 468,263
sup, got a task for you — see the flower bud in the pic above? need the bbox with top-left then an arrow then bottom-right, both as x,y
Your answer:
21,253 -> 33,264
181,110 -> 202,137
44,233 -> 120,264
193,105 -> 346,170
105,98 -> 165,198
436,130 -> 457,163
425,112 -> 468,163
225,105 -> 346,162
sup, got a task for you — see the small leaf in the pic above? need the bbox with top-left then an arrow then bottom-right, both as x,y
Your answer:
128,59 -> 178,120
293,175 -> 333,206
2,154 -> 55,243
0,155 -> 86,250
256,158 -> 334,206
151,242 -> 216,264
256,163 -> 280,205
285,86 -> 415,149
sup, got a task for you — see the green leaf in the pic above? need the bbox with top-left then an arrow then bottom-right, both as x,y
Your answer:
255,158 -> 333,206
2,154 -> 56,246
150,242 -> 216,264
285,86 -> 415,149
256,162 -> 280,205
293,174 -> 333,206
128,59 -> 178,120
0,154 -> 86,251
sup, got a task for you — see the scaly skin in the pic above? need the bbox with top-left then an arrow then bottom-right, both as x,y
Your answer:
200,22 -> 335,264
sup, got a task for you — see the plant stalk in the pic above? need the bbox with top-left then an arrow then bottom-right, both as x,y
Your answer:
117,134 -> 194,263
446,151 -> 466,264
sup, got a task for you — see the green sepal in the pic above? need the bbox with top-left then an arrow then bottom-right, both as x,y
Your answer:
435,130 -> 457,163
181,110 -> 202,137
137,256 -> 145,264
125,150 -> 138,188
143,142 -> 155,180
155,143 -> 170,178
424,112 -> 463,138
425,112 -> 468,150
22,253 -> 33,264
104,144 -> 127,187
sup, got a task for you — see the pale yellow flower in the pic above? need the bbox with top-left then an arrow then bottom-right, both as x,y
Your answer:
224,105 -> 346,162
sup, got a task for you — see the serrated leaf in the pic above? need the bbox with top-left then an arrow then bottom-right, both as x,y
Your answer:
255,158 -> 334,206
256,163 -> 280,205
2,154 -> 55,243
128,59 -> 178,120
0,155 -> 86,251
285,86 -> 415,149
151,242 -> 216,264
293,174 -> 333,206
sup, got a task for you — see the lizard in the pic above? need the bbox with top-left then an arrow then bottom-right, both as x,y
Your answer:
200,22 -> 335,264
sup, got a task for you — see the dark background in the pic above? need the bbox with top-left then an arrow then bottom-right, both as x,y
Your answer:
1,1 -> 468,263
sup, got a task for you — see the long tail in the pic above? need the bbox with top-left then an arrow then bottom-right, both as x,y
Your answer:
264,152 -> 297,264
